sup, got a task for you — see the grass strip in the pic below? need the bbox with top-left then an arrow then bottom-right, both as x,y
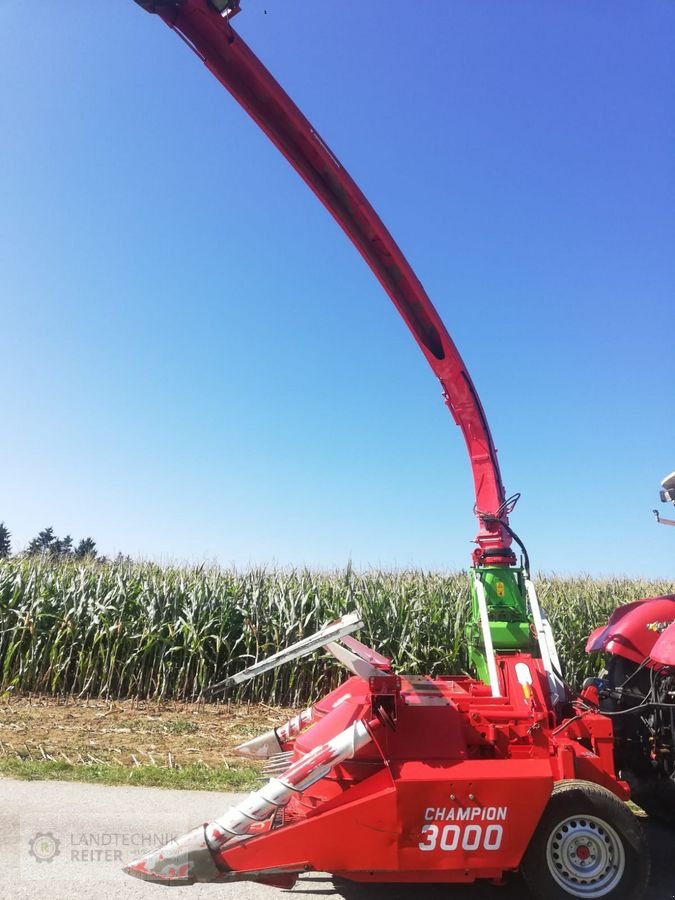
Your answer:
0,757 -> 260,791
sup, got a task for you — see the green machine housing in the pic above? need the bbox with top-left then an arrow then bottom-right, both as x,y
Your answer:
468,565 -> 536,683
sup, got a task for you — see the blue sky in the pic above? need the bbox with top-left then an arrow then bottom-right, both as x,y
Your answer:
1,1 -> 673,576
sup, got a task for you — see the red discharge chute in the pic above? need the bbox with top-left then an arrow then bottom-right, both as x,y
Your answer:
139,0 -> 513,560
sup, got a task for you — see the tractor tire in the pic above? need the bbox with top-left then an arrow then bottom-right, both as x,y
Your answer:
520,779 -> 649,900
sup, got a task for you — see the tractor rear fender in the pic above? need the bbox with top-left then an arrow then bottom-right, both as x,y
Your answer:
651,619 -> 675,666
585,595 -> 675,665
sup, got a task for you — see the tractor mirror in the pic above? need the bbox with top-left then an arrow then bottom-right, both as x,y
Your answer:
661,471 -> 675,505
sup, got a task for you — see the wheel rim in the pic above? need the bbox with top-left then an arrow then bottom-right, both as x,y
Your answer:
545,814 -> 626,898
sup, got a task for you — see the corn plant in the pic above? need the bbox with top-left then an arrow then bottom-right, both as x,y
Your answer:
0,558 -> 672,704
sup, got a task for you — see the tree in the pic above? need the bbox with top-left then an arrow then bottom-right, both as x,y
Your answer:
74,537 -> 97,559
26,527 -> 56,556
53,535 -> 73,557
0,522 -> 11,559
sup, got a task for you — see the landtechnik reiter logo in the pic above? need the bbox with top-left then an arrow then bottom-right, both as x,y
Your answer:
28,832 -> 61,863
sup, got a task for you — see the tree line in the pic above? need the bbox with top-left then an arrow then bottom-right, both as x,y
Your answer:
0,523 -> 98,560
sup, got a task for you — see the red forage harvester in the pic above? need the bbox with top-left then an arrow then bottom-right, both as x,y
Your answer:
124,3 -> 650,897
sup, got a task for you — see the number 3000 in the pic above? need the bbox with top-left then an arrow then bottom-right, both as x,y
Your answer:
418,823 -> 504,852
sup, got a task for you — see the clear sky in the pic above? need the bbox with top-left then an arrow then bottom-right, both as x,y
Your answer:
1,1 -> 674,576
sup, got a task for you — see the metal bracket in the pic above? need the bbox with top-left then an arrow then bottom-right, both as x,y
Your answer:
325,641 -> 383,680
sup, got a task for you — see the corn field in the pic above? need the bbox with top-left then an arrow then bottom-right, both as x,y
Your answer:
0,558 -> 672,706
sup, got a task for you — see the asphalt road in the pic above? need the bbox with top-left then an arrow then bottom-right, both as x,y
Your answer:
1,779 -> 672,900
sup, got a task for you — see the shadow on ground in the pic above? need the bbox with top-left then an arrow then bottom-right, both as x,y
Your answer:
293,821 -> 673,900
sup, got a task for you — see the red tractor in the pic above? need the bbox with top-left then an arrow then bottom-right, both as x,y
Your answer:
121,2 -> 667,897
584,471 -> 675,823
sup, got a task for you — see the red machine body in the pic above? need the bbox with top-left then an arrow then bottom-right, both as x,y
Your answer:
217,669 -> 621,885
127,656 -> 624,887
